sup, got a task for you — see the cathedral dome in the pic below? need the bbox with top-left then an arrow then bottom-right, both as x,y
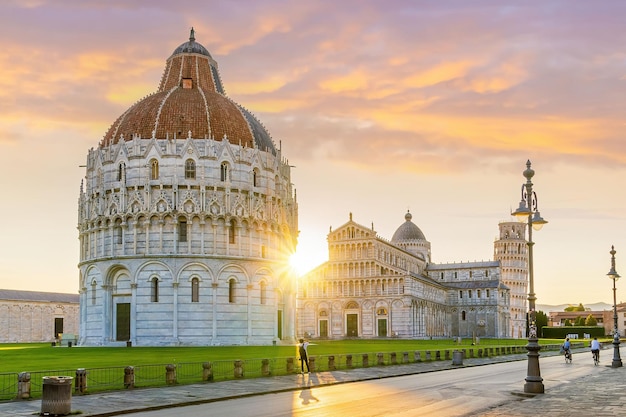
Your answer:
100,28 -> 276,155
391,211 -> 427,242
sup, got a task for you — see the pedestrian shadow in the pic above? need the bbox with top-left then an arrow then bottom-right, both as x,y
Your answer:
299,387 -> 319,405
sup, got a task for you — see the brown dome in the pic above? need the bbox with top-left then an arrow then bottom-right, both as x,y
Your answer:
101,28 -> 276,155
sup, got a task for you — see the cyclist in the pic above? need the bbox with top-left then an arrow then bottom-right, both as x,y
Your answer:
590,337 -> 600,364
563,337 -> 572,362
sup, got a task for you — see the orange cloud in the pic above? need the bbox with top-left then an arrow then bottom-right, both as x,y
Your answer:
318,69 -> 371,93
403,60 -> 476,88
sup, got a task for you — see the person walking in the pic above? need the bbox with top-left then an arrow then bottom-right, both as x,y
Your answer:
299,338 -> 310,374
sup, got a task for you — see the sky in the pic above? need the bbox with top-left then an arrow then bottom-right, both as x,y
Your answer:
0,0 -> 625,306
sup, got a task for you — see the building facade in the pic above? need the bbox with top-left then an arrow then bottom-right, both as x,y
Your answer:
0,290 -> 79,343
78,30 -> 298,346
297,212 -> 525,340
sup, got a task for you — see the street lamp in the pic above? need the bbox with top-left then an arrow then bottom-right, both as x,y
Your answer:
607,245 -> 622,368
511,160 -> 547,394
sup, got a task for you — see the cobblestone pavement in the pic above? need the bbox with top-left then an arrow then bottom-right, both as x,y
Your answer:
2,347 -> 624,416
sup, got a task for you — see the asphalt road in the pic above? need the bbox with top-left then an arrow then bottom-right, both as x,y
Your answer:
122,352 -> 598,417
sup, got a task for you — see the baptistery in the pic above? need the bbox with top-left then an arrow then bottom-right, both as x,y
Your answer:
78,29 -> 298,346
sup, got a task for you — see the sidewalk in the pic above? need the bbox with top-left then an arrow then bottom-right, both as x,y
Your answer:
1,348 -> 624,416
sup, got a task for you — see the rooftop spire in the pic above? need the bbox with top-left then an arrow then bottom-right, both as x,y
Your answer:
190,27 -> 195,42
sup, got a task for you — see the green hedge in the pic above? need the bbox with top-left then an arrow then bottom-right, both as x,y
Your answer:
542,326 -> 604,339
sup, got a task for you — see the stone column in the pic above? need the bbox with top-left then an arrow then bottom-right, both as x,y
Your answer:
165,364 -> 177,385
202,362 -> 213,381
124,366 -> 135,389
17,372 -> 30,399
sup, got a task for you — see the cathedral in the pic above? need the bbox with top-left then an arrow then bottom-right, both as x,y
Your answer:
78,30 -> 298,346
296,213 -> 529,340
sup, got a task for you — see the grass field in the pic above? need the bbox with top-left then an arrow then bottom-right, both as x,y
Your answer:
0,338 -> 569,374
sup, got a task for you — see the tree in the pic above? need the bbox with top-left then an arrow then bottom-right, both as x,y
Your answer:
585,314 -> 598,326
574,316 -> 585,326
564,303 -> 585,312
564,319 -> 573,326
536,310 -> 548,336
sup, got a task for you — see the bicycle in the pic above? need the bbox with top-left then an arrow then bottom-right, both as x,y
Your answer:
592,349 -> 600,366
564,349 -> 572,363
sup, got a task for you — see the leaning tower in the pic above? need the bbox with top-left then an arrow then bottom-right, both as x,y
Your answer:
493,221 -> 528,338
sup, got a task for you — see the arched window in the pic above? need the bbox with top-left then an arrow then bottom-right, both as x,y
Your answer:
229,278 -> 236,303
260,281 -> 266,305
118,162 -> 125,181
150,159 -> 159,180
486,289 -> 490,298
229,221 -> 236,244
114,221 -> 123,245
191,277 -> 199,302
221,163 -> 229,182
185,159 -> 196,179
151,277 -> 159,302
459,290 -> 463,299
478,289 -> 482,298
252,169 -> 258,187
469,290 -> 473,298
179,218 -> 188,242
91,280 -> 97,305
461,311 -> 466,320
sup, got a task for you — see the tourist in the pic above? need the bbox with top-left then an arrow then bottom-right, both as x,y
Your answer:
299,338 -> 310,374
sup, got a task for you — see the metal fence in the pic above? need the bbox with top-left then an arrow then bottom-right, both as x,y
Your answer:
0,344 -> 563,402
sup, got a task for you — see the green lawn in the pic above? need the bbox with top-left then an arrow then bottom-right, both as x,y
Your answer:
0,338 -> 567,374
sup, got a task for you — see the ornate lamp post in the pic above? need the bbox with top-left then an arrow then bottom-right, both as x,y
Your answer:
512,160 -> 547,394
607,245 -> 622,368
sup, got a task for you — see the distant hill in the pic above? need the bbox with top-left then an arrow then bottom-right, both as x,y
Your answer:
537,302 -> 612,313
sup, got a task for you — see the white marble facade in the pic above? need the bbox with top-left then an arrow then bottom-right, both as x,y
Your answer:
78,31 -> 298,346
0,290 -> 79,343
297,212 -> 525,340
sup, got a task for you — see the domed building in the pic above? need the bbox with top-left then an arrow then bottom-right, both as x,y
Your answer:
78,29 -> 298,346
297,212 -> 517,340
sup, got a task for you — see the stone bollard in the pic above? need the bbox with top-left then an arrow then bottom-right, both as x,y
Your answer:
234,360 -> 244,378
261,359 -> 271,376
309,357 -> 316,372
462,349 -> 467,359
469,349 -> 474,358
75,368 -> 87,394
202,362 -> 213,381
445,350 -> 451,360
402,352 -> 409,363
286,357 -> 294,373
346,354 -> 353,368
124,366 -> 135,389
435,350 -> 441,361
17,372 -> 30,399
390,352 -> 397,365
425,351 -> 431,361
414,351 -> 422,362
362,354 -> 369,367
477,348 -> 483,358
166,364 -> 177,385
377,353 -> 385,366
41,376 -> 73,416
328,356 -> 336,370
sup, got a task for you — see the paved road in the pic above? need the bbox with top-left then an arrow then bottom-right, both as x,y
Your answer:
114,352 -> 608,416
2,347 -> 625,416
